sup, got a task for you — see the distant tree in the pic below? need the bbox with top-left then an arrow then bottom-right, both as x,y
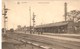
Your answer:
67,10 -> 80,33
17,25 -> 21,28
67,10 -> 80,22
17,25 -> 22,30
10,28 -> 14,32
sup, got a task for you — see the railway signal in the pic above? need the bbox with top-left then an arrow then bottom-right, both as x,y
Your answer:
2,4 -> 9,34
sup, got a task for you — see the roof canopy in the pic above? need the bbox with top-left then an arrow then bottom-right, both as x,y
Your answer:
35,21 -> 68,28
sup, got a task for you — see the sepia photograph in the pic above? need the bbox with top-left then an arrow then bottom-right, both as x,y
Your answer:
2,0 -> 80,49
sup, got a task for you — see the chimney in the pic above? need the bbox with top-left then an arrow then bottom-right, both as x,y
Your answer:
64,2 -> 67,21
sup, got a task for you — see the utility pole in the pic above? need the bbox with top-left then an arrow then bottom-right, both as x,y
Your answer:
32,12 -> 36,34
29,7 -> 32,34
2,4 -> 9,34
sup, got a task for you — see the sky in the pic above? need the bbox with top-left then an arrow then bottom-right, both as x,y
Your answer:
2,0 -> 80,29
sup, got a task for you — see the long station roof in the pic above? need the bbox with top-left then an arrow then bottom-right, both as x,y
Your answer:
35,21 -> 68,28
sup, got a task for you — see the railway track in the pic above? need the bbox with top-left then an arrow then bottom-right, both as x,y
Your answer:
5,33 -> 80,49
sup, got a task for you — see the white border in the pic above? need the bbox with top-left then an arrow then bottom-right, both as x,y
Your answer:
0,0 -> 2,49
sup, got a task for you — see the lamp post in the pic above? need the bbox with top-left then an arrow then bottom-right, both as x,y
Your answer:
29,7 -> 32,34
32,12 -> 36,34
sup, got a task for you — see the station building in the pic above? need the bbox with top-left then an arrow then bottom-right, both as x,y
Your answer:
35,21 -> 80,33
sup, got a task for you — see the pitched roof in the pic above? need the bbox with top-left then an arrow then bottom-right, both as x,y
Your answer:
35,21 -> 68,28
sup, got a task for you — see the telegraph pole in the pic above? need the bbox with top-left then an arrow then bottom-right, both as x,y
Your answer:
32,12 -> 36,34
2,4 -> 8,34
29,7 -> 32,34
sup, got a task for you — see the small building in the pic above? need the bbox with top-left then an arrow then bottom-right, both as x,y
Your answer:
74,21 -> 80,33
